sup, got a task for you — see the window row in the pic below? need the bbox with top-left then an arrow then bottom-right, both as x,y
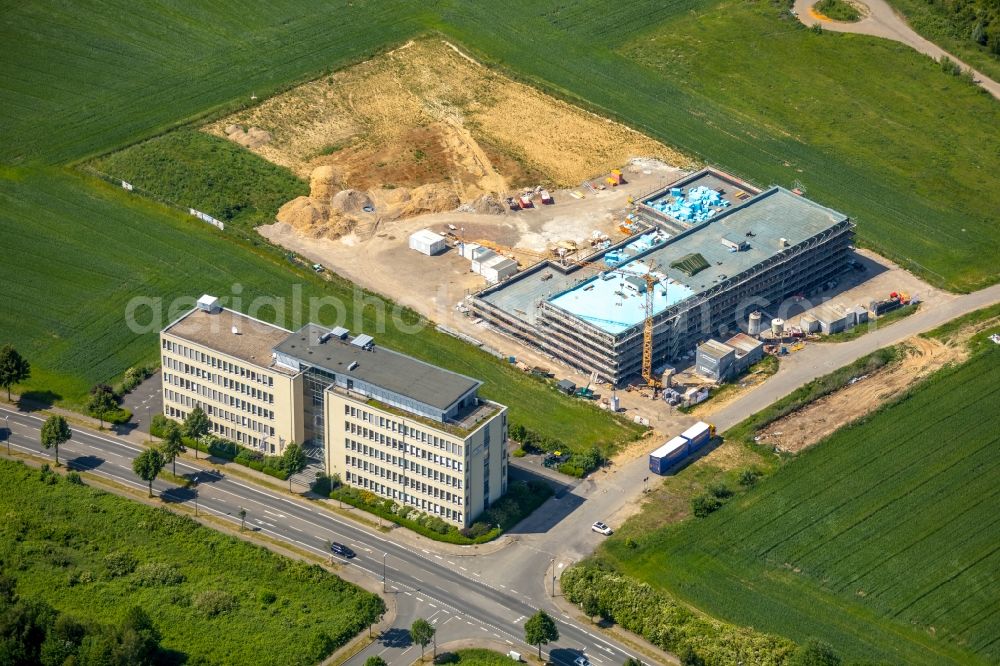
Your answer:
163,356 -> 274,403
345,423 -> 463,473
162,339 -> 274,386
163,372 -> 274,420
346,438 -> 463,488
164,392 -> 275,438
344,470 -> 463,523
345,405 -> 462,455
345,457 -> 464,506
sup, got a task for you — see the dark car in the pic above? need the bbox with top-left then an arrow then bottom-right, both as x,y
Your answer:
330,542 -> 355,558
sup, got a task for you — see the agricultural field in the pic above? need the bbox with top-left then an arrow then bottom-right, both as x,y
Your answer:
90,130 -> 308,234
0,458 -> 382,665
604,344 -> 1000,664
0,168 -> 640,451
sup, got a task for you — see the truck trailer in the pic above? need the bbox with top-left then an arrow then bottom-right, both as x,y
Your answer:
649,421 -> 715,475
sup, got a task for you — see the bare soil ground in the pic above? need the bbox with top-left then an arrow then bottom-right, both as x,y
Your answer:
758,336 -> 966,453
208,39 -> 685,240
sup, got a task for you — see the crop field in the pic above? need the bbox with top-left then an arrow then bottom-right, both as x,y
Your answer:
0,458 -> 381,665
606,345 -> 1000,664
0,168 -> 639,450
90,130 -> 307,233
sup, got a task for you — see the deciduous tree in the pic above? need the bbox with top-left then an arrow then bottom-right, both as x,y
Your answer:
410,617 -> 435,660
0,344 -> 31,400
132,448 -> 164,497
87,385 -> 118,429
524,610 -> 559,659
160,424 -> 183,475
40,415 -> 71,465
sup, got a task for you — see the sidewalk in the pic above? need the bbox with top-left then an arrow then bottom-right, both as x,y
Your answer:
1,391 -> 514,557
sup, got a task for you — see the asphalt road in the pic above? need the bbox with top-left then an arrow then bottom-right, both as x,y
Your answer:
0,406 -> 635,666
4,283 -> 997,665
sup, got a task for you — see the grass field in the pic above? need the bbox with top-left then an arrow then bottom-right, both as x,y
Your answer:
434,649 -> 515,665
0,167 -> 640,451
90,130 -> 307,233
0,458 -> 381,665
604,344 -> 1000,663
885,0 -> 1000,83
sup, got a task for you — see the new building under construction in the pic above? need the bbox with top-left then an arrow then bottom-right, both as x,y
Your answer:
470,168 -> 854,386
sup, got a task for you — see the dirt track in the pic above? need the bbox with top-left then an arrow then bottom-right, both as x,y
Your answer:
758,336 -> 965,453
792,0 -> 1000,100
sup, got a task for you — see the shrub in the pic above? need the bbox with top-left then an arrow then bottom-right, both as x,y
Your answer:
561,563 -> 795,664
708,483 -> 733,499
739,468 -> 761,487
692,494 -> 723,518
133,562 -> 185,587
65,471 -> 83,485
512,447 -> 526,457
940,55 -> 962,76
103,407 -> 132,425
193,589 -> 238,617
460,522 -> 492,539
103,551 -> 138,579
150,414 -> 171,438
259,590 -> 277,605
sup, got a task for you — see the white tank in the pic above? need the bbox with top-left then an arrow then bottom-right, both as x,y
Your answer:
771,318 -> 785,337
748,311 -> 762,336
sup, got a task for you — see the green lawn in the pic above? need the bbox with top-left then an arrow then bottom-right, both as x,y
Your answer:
0,167 -> 640,451
604,345 -> 1000,664
434,649 -> 515,665
885,0 -> 1000,83
90,130 -> 307,233
0,458 -> 382,665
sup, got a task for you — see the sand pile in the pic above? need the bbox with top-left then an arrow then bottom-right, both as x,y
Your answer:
275,167 -> 460,239
457,193 -> 506,215
224,125 -> 272,148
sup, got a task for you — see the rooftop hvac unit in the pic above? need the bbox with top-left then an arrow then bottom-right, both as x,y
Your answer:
351,334 -> 374,349
318,331 -> 333,344
197,294 -> 221,313
347,361 -> 359,371
331,326 -> 350,339
231,326 -> 239,335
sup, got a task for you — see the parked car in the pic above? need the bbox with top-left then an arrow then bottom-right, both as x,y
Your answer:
330,542 -> 355,558
591,521 -> 613,536
574,656 -> 592,666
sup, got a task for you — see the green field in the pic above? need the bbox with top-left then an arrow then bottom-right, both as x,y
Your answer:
0,458 -> 381,665
1,0 -> 998,447
886,0 -> 1000,83
90,130 -> 307,233
0,167 -> 639,450
604,345 -> 1000,664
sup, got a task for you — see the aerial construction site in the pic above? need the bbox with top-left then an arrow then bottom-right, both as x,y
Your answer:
471,168 -> 855,386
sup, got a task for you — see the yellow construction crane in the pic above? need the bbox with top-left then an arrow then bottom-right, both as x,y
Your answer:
640,264 -> 663,393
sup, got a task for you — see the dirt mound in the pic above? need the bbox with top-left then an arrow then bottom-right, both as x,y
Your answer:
309,165 -> 342,200
207,39 -> 684,190
275,196 -> 356,239
400,183 -> 460,217
224,125 -> 271,149
330,189 -> 372,214
458,193 -> 507,215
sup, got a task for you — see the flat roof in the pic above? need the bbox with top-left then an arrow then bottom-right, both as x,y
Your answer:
274,324 -> 481,411
698,339 -> 735,360
163,307 -> 296,374
726,333 -> 763,354
479,186 -> 848,336
411,228 -> 445,243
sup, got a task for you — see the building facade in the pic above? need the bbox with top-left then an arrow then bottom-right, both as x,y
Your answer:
160,297 -> 507,527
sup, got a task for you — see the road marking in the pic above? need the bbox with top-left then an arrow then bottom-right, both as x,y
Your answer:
499,583 -> 506,588
404,591 -> 412,596
473,571 -> 481,576
447,560 -> 456,566
434,554 -> 442,560
416,597 -> 424,603
480,626 -> 488,632
421,549 -> 430,554
428,603 -> 436,608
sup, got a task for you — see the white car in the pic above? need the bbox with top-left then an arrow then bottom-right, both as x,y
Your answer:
591,521 -> 613,536
574,657 -> 592,666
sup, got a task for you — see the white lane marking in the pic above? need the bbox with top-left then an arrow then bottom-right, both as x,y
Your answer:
459,566 -> 467,571
447,560 -> 456,566
434,554 -> 442,560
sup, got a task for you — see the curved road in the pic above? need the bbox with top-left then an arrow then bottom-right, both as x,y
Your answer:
2,283 -> 998,666
793,0 -> 1000,100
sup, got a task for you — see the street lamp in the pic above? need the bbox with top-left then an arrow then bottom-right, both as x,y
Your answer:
382,552 -> 387,592
4,415 -> 9,455
192,474 -> 199,517
550,558 -> 556,597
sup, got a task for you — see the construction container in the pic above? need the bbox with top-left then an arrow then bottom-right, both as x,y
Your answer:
800,315 -> 819,334
681,421 -> 713,450
540,190 -> 553,204
518,196 -> 533,209
409,229 -> 447,256
649,436 -> 689,475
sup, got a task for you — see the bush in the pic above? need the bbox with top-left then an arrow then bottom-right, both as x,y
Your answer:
150,414 -> 171,438
133,562 -> 185,587
103,551 -> 138,579
512,447 -> 526,457
121,365 -> 152,393
708,483 -> 733,499
103,407 -> 132,425
460,522 -> 492,539
310,474 -> 341,496
65,471 -> 83,485
739,468 -> 761,487
193,589 -> 238,617
259,590 -> 277,605
940,55 -> 962,76
561,563 -> 796,664
692,494 -> 723,518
